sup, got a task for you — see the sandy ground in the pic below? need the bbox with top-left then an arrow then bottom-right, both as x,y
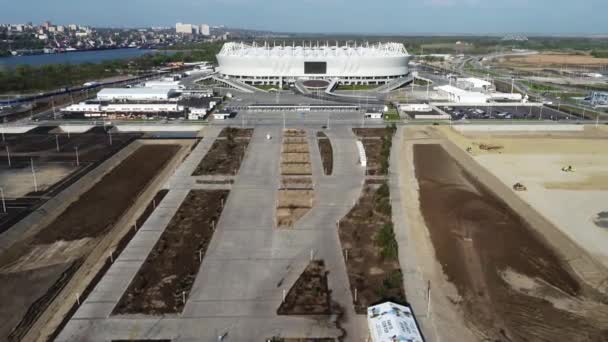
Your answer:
503,53 -> 608,66
439,126 -> 608,270
0,163 -> 77,198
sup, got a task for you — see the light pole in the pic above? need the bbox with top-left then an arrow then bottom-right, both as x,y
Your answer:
52,97 -> 56,120
0,187 -> 6,213
282,112 -> 285,130
55,134 -> 60,152
6,146 -> 11,167
75,146 -> 80,166
31,158 -> 38,193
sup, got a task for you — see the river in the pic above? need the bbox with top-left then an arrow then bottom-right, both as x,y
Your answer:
0,48 -> 167,70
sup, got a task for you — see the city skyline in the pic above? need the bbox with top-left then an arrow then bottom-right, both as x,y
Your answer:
2,0 -> 608,35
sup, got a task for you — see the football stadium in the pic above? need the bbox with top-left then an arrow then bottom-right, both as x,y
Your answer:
216,41 -> 411,87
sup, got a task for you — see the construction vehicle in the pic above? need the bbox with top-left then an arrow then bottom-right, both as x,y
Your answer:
561,165 -> 575,172
513,182 -> 527,191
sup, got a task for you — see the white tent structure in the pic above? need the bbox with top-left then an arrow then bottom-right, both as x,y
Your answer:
367,302 -> 425,342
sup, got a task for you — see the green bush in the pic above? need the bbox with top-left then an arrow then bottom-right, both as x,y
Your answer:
375,223 -> 399,260
376,183 -> 390,199
383,270 -> 403,289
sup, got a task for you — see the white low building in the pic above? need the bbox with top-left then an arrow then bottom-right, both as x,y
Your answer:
456,77 -> 493,92
144,81 -> 185,90
63,103 -> 102,112
188,108 -> 209,120
400,104 -> 432,112
364,112 -> 383,119
63,102 -> 184,114
103,104 -> 184,113
368,302 -> 424,342
435,85 -> 489,104
97,88 -> 177,102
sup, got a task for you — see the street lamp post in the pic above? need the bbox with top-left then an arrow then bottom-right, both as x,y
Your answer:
31,158 -> 38,193
0,187 -> 6,213
75,146 -> 80,166
6,146 -> 11,167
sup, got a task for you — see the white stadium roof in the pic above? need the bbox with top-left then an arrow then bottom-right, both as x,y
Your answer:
218,41 -> 409,58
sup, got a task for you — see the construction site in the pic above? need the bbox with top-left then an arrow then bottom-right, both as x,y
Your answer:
397,124 -> 608,341
1,117 -> 607,342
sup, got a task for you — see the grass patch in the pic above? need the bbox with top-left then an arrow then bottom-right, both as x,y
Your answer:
336,84 -> 378,91
254,84 -> 280,91
521,81 -> 560,92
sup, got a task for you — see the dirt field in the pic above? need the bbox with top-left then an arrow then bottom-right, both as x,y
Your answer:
218,127 -> 253,138
0,130 -> 140,234
0,163 -> 76,198
337,182 -> 405,314
277,260 -> 331,315
192,128 -> 251,176
439,126 -> 608,270
114,190 -> 229,315
503,53 -> 608,66
0,144 -> 179,341
414,143 -> 608,341
317,132 -> 333,176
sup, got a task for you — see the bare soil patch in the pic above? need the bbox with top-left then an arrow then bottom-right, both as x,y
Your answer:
114,190 -> 229,315
276,190 -> 314,228
337,182 -> 405,314
505,53 -> 608,66
192,128 -> 251,176
317,133 -> 333,176
352,128 -> 393,138
218,127 -> 253,138
414,144 -> 608,341
277,260 -> 331,315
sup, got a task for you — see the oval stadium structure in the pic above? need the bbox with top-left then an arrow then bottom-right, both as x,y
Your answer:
216,42 -> 411,86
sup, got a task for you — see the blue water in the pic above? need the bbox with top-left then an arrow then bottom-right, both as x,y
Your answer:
0,48 -> 164,70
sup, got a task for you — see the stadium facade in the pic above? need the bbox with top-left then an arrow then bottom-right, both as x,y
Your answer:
216,42 -> 411,86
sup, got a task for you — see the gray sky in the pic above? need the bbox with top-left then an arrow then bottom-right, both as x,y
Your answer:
3,0 -> 607,35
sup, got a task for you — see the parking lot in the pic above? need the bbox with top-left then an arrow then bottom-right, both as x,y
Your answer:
442,105 -> 576,121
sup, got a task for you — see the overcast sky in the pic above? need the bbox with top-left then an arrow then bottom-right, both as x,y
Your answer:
3,0 -> 607,35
